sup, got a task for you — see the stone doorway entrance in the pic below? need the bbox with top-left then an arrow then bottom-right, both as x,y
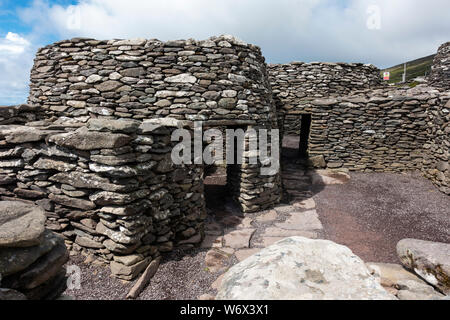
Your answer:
282,113 -> 312,161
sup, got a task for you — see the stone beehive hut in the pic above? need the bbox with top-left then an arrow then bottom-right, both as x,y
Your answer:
267,55 -> 449,195
0,35 -> 282,279
268,62 -> 384,134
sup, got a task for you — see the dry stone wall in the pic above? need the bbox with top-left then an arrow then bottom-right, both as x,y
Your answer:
303,86 -> 441,171
27,35 -> 282,213
268,62 -> 383,134
429,42 -> 450,90
28,36 -> 278,127
0,118 -> 206,280
422,98 -> 450,194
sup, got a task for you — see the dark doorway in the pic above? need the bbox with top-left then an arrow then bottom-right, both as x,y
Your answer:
298,114 -> 311,158
281,113 -> 312,160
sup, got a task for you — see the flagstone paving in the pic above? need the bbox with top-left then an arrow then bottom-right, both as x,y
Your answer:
200,162 -> 349,294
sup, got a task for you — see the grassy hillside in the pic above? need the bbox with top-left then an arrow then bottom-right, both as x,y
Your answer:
381,54 -> 435,84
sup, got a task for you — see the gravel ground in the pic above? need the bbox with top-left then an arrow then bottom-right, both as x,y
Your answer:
65,247 -> 232,300
313,171 -> 450,263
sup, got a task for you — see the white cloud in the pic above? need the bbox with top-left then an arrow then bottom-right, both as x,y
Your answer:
0,32 -> 34,105
0,32 -> 30,54
35,0 -> 450,67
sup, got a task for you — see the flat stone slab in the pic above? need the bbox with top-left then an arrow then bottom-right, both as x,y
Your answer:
235,248 -> 262,262
395,279 -> 445,300
110,257 -> 151,280
397,238 -> 450,294
11,236 -> 68,290
255,210 -> 277,223
275,210 -> 323,231
216,237 -> 396,300
223,228 -> 255,249
263,227 -> 318,238
258,237 -> 287,247
0,201 -> 46,248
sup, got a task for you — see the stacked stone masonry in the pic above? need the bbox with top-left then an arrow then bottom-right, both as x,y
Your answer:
429,42 -> 450,90
28,35 -> 282,212
305,87 -> 449,194
1,35 -> 283,279
268,62 -> 384,134
0,118 -> 207,279
268,59 -> 448,195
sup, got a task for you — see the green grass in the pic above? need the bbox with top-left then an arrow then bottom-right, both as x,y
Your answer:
381,54 -> 435,84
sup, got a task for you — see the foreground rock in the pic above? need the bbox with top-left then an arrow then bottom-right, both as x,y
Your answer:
216,237 -> 396,300
397,239 -> 450,294
0,201 -> 46,247
0,201 -> 69,300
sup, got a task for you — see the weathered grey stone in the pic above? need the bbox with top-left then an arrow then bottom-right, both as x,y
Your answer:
110,257 -> 151,280
0,231 -> 59,276
87,118 -> 140,133
33,158 -> 76,172
74,235 -> 104,249
48,127 -> 132,150
6,235 -> 68,290
113,254 -> 144,266
0,126 -> 53,144
165,73 -> 197,83
49,171 -> 131,192
94,80 -> 122,92
0,201 -> 46,248
217,237 -> 396,300
49,193 -> 96,210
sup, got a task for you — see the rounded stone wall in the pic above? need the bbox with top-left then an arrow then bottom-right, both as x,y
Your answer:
29,35 -> 278,128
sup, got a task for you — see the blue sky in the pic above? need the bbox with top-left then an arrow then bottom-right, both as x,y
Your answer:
1,0 -> 450,105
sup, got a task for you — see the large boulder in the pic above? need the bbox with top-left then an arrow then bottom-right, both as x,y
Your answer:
0,201 -> 46,248
397,239 -> 450,294
216,237 -> 396,300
